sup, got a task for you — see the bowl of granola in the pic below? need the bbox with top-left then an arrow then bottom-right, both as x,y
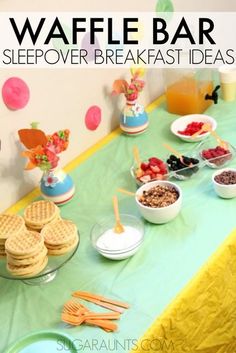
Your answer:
135,180 -> 182,224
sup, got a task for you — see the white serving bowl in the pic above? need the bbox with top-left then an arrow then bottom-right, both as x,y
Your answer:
135,180 -> 182,224
90,214 -> 145,260
97,243 -> 143,260
171,114 -> 217,142
212,168 -> 236,199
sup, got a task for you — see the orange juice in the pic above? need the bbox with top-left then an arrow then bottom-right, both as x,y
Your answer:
166,78 -> 213,115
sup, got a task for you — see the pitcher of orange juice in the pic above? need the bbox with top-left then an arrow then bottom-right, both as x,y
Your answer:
164,69 -> 219,115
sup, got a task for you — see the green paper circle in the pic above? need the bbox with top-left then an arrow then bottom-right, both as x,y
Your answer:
155,0 -> 174,13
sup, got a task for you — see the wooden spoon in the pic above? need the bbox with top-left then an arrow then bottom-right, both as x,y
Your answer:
191,123 -> 228,149
163,143 -> 192,167
112,196 -> 124,234
191,123 -> 212,139
117,188 -> 135,196
210,130 -> 228,150
133,146 -> 142,177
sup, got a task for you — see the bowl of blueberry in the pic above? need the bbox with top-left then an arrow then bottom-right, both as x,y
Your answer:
166,154 -> 200,180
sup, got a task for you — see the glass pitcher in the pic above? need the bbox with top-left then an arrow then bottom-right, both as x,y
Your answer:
164,69 -> 219,115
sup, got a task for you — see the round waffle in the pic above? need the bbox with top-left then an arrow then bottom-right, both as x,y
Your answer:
7,245 -> 47,266
42,220 -> 77,246
6,243 -> 45,260
5,230 -> 44,257
48,235 -> 79,256
0,214 -> 25,240
7,256 -> 48,277
0,249 -> 6,256
24,200 -> 60,228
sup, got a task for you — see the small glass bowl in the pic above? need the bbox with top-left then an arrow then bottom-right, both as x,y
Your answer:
90,214 -> 145,260
130,159 -> 169,187
165,151 -> 202,181
167,162 -> 202,181
197,140 -> 236,169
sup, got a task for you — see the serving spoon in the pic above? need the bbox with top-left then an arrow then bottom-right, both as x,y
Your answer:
112,195 -> 124,234
191,123 -> 228,149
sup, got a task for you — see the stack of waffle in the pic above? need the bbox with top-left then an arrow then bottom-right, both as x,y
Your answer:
5,230 -> 48,277
24,200 -> 60,232
0,214 -> 25,257
42,219 -> 79,255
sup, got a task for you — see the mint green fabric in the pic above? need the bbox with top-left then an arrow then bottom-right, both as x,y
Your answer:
1,99 -> 236,353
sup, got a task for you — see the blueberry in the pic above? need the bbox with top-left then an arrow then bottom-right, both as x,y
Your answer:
170,155 -> 178,161
191,158 -> 199,165
182,156 -> 191,165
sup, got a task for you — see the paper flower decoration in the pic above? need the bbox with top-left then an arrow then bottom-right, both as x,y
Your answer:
43,172 -> 59,187
2,77 -> 30,110
85,105 -> 102,131
131,103 -> 144,116
18,126 -> 70,171
112,67 -> 145,103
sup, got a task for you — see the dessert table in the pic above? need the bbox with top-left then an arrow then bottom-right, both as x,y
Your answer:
1,97 -> 236,353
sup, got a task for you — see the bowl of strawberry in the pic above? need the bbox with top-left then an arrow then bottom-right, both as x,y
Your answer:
131,157 -> 168,186
171,114 -> 217,142
199,141 -> 235,168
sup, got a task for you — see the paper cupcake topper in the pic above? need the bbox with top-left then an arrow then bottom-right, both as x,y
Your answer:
2,77 -> 30,110
85,105 -> 102,131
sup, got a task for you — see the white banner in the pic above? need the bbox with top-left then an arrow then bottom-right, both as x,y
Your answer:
0,12 -> 235,68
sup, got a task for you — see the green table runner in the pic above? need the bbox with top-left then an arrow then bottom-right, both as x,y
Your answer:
1,99 -> 236,353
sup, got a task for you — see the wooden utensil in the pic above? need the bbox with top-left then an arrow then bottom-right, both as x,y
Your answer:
191,123 -> 228,149
210,130 -> 228,150
72,291 -> 130,309
133,145 -> 142,176
61,312 -> 118,331
112,195 -> 125,234
117,188 -> 135,196
163,143 -> 192,167
191,123 -> 212,139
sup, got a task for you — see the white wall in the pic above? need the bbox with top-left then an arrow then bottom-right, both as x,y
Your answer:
0,0 -> 235,212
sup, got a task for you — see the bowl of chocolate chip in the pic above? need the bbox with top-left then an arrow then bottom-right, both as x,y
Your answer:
212,168 -> 236,198
135,180 -> 182,224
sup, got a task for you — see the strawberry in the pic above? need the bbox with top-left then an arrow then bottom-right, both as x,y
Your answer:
158,162 -> 167,174
140,175 -> 151,182
150,165 -> 160,173
144,169 -> 153,176
141,162 -> 149,171
149,157 -> 162,165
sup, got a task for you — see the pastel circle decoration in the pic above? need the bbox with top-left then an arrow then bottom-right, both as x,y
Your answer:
81,32 -> 100,62
85,105 -> 102,131
2,77 -> 30,110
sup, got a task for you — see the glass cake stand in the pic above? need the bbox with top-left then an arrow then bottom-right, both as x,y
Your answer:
0,236 -> 79,285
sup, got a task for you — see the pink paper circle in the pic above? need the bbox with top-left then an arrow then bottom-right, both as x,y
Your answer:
85,105 -> 102,131
2,77 -> 30,110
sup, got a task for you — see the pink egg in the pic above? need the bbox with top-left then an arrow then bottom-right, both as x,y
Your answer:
85,105 -> 102,131
2,77 -> 30,110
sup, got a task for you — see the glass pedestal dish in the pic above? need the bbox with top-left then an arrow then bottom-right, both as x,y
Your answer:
0,235 -> 79,285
